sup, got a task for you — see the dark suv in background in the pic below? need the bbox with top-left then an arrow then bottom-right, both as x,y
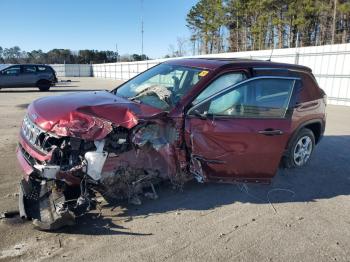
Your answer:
0,64 -> 57,91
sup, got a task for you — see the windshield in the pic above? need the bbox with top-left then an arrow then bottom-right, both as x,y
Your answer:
0,64 -> 12,71
115,64 -> 207,111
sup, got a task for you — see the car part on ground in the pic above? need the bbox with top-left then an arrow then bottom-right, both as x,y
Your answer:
0,210 -> 20,219
15,58 -> 326,230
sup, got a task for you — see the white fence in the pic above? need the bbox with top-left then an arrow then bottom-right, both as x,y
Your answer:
45,44 -> 350,106
92,43 -> 350,106
50,64 -> 91,77
92,60 -> 164,80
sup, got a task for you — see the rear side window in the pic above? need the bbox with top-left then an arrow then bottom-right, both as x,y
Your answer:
22,65 -> 37,74
193,77 -> 297,118
193,72 -> 246,104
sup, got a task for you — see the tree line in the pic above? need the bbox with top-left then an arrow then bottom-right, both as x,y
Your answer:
2,1 -> 349,62
186,0 -> 350,54
0,46 -> 149,64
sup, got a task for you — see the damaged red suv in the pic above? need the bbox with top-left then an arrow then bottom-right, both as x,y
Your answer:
17,58 -> 326,229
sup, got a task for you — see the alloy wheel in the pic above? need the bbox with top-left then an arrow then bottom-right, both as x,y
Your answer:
293,135 -> 313,166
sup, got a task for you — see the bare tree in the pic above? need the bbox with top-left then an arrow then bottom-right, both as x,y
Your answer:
176,37 -> 188,57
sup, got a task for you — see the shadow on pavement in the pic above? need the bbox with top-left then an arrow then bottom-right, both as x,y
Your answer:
57,213 -> 152,236
0,88 -> 99,93
57,80 -> 81,83
51,135 -> 350,235
114,135 -> 350,217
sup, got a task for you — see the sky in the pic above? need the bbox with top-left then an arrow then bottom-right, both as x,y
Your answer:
0,0 -> 198,58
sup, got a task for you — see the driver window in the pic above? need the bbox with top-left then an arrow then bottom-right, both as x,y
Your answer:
206,78 -> 295,118
193,72 -> 246,104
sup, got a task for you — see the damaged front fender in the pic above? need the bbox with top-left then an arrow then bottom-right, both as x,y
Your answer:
18,101 -> 191,230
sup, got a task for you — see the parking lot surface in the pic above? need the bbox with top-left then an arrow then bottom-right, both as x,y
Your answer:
0,78 -> 349,262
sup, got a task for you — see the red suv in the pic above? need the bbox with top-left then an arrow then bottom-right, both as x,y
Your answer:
16,58 -> 326,229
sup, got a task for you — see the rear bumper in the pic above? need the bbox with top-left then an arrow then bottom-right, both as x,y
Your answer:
317,118 -> 326,144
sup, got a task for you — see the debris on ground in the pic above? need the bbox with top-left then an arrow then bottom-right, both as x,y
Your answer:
0,210 -> 19,219
0,243 -> 28,260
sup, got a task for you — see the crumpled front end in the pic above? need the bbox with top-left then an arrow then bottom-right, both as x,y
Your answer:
16,107 -> 189,230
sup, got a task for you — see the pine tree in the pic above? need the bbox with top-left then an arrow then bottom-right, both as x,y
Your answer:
186,0 -> 350,53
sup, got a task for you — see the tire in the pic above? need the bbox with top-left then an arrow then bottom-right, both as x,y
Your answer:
283,128 -> 315,169
36,80 -> 51,91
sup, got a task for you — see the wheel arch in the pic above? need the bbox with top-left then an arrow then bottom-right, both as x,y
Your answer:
303,121 -> 323,144
285,119 -> 324,152
281,119 -> 323,167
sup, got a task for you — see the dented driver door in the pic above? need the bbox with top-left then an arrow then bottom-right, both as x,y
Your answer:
185,76 -> 300,182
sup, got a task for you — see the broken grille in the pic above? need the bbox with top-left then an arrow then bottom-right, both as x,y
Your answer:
21,114 -> 44,148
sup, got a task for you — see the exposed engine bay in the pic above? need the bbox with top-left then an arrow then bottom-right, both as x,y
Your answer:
19,113 -> 191,230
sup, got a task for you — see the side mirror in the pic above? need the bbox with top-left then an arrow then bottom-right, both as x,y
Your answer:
191,109 -> 207,120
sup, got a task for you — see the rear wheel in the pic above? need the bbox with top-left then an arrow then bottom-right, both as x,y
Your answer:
283,128 -> 315,168
36,80 -> 51,91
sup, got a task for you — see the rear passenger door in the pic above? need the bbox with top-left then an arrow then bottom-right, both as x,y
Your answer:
185,76 -> 300,182
20,65 -> 38,86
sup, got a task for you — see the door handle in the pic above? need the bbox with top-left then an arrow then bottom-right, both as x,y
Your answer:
258,129 -> 284,136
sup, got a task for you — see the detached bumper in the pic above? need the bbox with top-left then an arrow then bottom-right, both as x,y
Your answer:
16,147 -> 34,180
18,181 -> 27,219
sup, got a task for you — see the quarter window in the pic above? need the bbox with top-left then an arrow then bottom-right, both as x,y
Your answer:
195,78 -> 296,118
38,66 -> 48,72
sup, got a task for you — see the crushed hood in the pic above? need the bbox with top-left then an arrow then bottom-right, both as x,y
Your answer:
27,91 -> 163,140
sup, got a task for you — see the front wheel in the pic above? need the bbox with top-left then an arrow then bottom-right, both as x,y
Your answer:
283,128 -> 315,168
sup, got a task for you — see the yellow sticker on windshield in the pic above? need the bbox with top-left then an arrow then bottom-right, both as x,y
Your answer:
198,70 -> 209,77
